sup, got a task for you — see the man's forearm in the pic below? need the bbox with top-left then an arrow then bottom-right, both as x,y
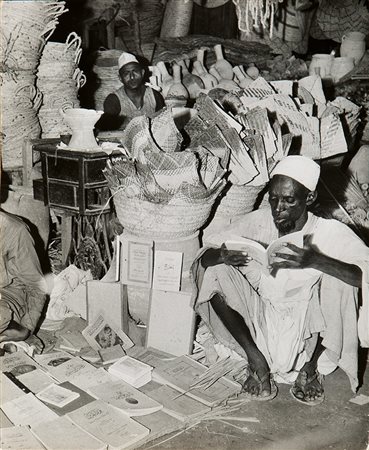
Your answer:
312,253 -> 362,288
201,248 -> 223,268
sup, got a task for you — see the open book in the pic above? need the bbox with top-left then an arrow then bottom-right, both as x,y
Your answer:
225,232 -> 304,274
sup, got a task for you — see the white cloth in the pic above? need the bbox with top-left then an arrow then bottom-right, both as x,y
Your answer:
191,208 -> 369,390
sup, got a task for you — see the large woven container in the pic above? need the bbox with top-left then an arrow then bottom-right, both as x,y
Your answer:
216,183 -> 266,216
113,192 -> 220,240
1,1 -> 67,72
92,49 -> 122,110
36,33 -> 84,138
160,0 -> 193,38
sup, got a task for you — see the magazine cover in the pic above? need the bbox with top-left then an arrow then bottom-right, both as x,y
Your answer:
82,313 -> 134,352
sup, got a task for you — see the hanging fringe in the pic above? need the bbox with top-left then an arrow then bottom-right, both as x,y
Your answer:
232,0 -> 283,38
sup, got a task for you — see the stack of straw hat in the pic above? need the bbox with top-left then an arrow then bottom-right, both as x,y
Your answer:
1,0 -> 67,170
36,32 -> 86,138
92,49 -> 123,110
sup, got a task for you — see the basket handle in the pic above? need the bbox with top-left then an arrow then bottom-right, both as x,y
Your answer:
65,31 -> 82,52
41,20 -> 58,41
74,47 -> 82,65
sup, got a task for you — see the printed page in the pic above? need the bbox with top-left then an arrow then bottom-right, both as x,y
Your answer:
82,313 -> 133,352
267,231 -> 304,265
225,237 -> 268,268
120,237 -> 153,287
0,426 -> 45,450
32,416 -> 107,450
17,369 -> 55,394
2,392 -> 58,428
36,383 -> 80,408
152,250 -> 183,292
88,379 -> 162,416
67,400 -> 149,449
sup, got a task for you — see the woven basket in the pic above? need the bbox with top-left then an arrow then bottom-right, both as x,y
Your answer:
92,49 -> 122,110
113,184 -> 223,239
216,183 -> 266,216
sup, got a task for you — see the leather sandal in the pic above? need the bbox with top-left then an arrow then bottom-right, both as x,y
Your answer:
290,370 -> 325,406
242,371 -> 278,401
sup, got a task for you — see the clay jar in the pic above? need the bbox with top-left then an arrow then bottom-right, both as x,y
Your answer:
233,66 -> 253,88
340,32 -> 366,65
156,61 -> 174,98
309,54 -> 334,78
193,60 -> 218,89
213,44 -> 234,80
331,57 -> 355,83
165,64 -> 189,107
60,108 -> 103,149
177,60 -> 204,99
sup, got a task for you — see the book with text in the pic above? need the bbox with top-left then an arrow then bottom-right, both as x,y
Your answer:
225,231 -> 304,273
67,400 -> 150,450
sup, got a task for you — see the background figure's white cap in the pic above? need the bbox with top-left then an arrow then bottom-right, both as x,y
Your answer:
118,52 -> 139,69
272,155 -> 321,191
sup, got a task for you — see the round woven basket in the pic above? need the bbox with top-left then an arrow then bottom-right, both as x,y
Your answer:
216,183 -> 266,216
92,49 -> 122,110
113,190 -> 220,239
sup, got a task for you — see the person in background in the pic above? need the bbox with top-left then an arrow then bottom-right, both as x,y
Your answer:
0,209 -> 47,355
192,155 -> 369,405
98,51 -> 164,131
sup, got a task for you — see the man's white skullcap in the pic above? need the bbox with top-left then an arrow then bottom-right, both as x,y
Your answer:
272,155 -> 321,191
118,52 -> 139,69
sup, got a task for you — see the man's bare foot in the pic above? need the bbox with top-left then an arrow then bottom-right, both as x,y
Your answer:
243,369 -> 273,398
0,321 -> 30,343
291,365 -> 324,405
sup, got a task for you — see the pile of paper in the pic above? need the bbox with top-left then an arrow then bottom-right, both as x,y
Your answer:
108,356 -> 153,388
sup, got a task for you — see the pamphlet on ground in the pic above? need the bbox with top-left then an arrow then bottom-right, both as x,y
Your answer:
88,379 -> 163,416
143,384 -> 211,422
120,236 -> 154,288
17,369 -> 55,394
152,355 -> 241,407
36,382 -> 80,408
225,231 -> 304,274
99,344 -> 126,365
59,330 -> 90,353
32,416 -> 107,450
2,392 -> 58,428
82,313 -> 133,352
67,400 -> 149,450
0,425 -> 46,450
108,355 -> 153,388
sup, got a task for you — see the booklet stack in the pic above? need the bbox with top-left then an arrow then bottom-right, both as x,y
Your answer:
108,356 -> 153,388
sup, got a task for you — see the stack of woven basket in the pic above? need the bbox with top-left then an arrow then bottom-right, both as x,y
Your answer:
36,32 -> 86,138
92,49 -> 123,111
1,0 -> 67,170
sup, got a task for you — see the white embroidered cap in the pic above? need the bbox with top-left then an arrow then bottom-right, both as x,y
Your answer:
118,52 -> 139,69
272,155 -> 321,191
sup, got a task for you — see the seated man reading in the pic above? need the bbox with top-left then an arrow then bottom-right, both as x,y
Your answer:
98,51 -> 164,131
192,155 -> 369,405
0,210 -> 47,354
